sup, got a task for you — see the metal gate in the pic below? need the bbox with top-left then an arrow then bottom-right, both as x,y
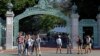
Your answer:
0,17 -> 6,48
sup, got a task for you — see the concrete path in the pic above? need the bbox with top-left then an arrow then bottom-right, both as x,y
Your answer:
0,47 -> 100,56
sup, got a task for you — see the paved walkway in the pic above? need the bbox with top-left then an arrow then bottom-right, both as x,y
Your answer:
0,47 -> 100,56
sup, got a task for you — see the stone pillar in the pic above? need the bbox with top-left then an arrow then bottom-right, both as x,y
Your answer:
6,11 -> 14,49
71,13 -> 79,48
96,13 -> 100,48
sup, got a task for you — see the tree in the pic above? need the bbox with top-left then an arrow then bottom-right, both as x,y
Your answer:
40,14 -> 66,32
0,0 -> 67,34
0,0 -> 36,17
19,15 -> 66,33
49,0 -> 72,15
0,0 -> 72,17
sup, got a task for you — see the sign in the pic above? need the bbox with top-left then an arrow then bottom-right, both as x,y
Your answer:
7,17 -> 13,24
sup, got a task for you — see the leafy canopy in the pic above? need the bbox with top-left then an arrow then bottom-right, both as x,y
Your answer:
0,0 -> 36,16
19,14 -> 66,33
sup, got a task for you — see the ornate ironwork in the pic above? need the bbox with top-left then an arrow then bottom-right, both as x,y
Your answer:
13,0 -> 70,45
7,2 -> 13,11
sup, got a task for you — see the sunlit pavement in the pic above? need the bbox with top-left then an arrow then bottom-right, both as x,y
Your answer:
0,47 -> 100,56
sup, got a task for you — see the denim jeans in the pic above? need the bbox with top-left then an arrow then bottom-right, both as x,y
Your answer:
18,44 -> 23,56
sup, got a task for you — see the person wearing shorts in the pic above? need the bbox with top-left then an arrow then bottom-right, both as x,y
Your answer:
77,36 -> 83,54
34,34 -> 41,56
66,34 -> 72,54
56,35 -> 62,54
85,35 -> 91,54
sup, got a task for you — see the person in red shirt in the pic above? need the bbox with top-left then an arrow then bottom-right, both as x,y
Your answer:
16,32 -> 24,56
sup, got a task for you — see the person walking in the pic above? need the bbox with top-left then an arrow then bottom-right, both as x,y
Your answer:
56,35 -> 62,54
27,34 -> 34,56
31,34 -> 35,55
89,36 -> 93,53
77,36 -> 83,54
23,34 -> 28,56
85,35 -> 92,54
16,32 -> 24,56
34,34 -> 41,56
83,35 -> 87,54
66,34 -> 72,54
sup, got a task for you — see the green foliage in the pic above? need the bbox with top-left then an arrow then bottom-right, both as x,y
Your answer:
0,0 -> 9,15
40,15 -> 66,32
19,15 -> 66,33
0,0 -> 36,16
13,0 -> 36,10
0,0 -> 67,33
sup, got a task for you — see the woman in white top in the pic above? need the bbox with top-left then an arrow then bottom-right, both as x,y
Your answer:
56,35 -> 62,54
27,34 -> 34,56
86,35 -> 92,53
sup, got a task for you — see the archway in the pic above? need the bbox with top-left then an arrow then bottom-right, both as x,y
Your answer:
13,0 -> 69,45
79,19 -> 98,48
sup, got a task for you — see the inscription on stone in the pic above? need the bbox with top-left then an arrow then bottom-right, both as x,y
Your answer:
7,18 -> 12,24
